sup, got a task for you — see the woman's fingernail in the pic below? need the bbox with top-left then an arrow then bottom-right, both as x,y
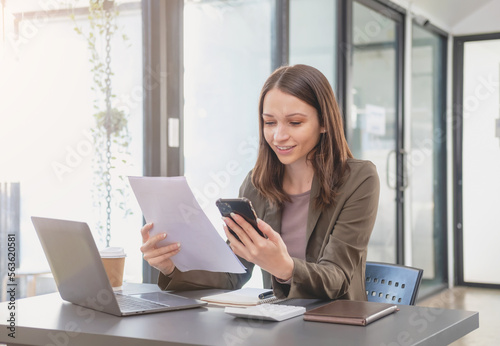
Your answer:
176,242 -> 181,249
163,233 -> 167,238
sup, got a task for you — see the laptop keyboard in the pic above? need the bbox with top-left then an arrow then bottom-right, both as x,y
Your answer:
115,294 -> 170,312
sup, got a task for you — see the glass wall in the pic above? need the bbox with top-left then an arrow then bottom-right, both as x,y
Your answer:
183,0 -> 272,288
289,0 -> 337,89
410,24 -> 447,293
350,1 -> 399,263
462,39 -> 500,285
1,0 -> 456,295
0,1 -> 144,298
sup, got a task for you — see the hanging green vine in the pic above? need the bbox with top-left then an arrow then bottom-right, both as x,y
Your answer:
71,0 -> 132,247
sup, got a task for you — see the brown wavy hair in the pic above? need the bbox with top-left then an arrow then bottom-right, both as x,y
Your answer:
252,64 -> 353,210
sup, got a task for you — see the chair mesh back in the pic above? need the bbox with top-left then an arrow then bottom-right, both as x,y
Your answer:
365,262 -> 423,305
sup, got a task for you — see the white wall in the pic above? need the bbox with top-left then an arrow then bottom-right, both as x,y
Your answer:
452,1 -> 500,36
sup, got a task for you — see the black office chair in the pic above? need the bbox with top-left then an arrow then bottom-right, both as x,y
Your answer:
365,261 -> 423,305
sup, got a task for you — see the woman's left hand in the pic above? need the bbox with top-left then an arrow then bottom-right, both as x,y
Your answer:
223,213 -> 294,281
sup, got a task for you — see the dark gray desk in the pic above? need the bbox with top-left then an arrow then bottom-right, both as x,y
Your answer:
0,284 -> 478,346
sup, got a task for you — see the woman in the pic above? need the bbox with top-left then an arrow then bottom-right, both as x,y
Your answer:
140,64 -> 379,301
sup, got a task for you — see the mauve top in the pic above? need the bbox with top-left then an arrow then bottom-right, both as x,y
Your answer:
280,190 -> 311,261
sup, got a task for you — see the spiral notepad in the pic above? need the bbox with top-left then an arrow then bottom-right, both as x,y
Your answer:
200,288 -> 286,307
259,295 -> 284,304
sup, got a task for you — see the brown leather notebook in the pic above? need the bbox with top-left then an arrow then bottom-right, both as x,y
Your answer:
303,300 -> 399,326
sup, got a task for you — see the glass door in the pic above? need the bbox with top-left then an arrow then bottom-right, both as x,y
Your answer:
410,24 -> 448,295
350,1 -> 404,263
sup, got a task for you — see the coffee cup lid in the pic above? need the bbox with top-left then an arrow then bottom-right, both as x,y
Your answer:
99,247 -> 126,258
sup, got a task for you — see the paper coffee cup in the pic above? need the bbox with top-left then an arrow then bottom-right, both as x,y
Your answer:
99,247 -> 126,289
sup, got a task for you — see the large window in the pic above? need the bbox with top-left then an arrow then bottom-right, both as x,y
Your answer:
0,1 -> 144,297
289,0 -> 337,89
183,0 -> 272,288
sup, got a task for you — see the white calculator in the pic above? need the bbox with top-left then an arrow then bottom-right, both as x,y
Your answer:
224,304 -> 306,322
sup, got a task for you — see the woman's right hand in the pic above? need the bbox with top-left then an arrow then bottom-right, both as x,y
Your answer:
140,223 -> 181,276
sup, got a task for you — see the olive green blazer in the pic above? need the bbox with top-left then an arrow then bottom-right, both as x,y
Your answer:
158,158 -> 380,301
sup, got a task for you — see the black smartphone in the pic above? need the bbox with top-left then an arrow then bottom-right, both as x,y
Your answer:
216,197 -> 265,241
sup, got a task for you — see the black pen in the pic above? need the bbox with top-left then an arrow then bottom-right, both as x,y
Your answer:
258,290 -> 274,299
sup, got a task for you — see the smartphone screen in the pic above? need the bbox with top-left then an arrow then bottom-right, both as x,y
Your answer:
216,198 -> 265,241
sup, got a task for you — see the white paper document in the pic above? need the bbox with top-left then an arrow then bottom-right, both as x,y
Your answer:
128,176 -> 246,273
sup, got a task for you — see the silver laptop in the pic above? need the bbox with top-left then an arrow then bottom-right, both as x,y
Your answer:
31,216 -> 207,316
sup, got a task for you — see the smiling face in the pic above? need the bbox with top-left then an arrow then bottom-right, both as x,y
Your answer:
262,88 -> 325,171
